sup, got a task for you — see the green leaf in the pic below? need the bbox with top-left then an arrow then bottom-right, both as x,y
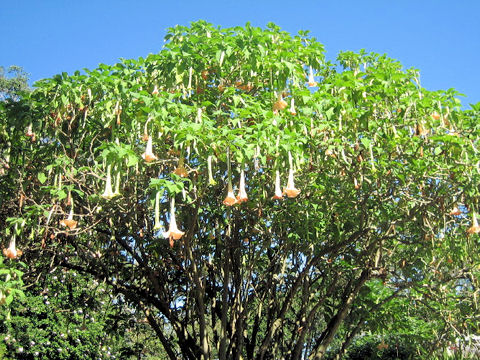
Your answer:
38,173 -> 47,184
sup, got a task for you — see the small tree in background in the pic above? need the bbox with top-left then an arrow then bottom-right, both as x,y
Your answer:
2,21 -> 480,359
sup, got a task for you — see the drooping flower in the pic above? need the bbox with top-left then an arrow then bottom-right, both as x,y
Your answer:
208,155 -> 216,185
152,85 -> 159,95
60,205 -> 78,230
273,93 -> 288,112
467,212 -> 480,235
153,191 -> 163,232
272,170 -> 283,200
449,205 -> 462,216
3,235 -> 22,259
223,180 -> 237,206
236,169 -> 248,203
101,165 -> 115,199
284,167 -> 301,198
142,135 -> 157,162
113,169 -> 121,197
25,123 -> 34,137
307,66 -> 317,87
289,98 -> 297,115
163,197 -> 185,247
223,149 -> 237,206
173,157 -> 189,177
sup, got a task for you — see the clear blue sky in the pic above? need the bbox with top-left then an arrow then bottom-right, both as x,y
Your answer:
1,0 -> 479,107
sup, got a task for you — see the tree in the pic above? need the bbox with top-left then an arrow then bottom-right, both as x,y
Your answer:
2,21 -> 480,359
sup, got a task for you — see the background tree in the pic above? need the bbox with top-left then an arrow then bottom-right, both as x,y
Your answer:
2,21 -> 480,359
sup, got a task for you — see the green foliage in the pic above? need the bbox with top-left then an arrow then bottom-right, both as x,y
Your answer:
1,21 -> 480,359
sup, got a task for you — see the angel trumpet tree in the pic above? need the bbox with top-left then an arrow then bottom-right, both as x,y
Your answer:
4,21 -> 480,360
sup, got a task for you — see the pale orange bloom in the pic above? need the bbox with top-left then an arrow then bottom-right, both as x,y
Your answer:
3,236 -> 22,259
273,93 -> 288,112
223,183 -> 237,206
467,212 -> 480,235
283,168 -> 301,198
60,206 -> 77,230
142,135 -> 157,162
449,206 -> 461,216
307,66 -> 317,87
272,170 -> 283,200
173,158 -> 189,177
152,85 -> 159,95
163,198 -> 185,247
236,170 -> 248,203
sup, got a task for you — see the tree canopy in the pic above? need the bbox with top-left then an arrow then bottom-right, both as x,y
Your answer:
2,21 -> 480,359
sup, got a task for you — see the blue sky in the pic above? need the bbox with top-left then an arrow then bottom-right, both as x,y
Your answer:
1,0 -> 479,106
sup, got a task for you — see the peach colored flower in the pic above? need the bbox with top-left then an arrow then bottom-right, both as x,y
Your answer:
152,85 -> 159,95
3,236 -> 22,259
273,93 -> 288,112
173,158 -> 189,177
283,168 -> 300,198
307,66 -> 317,87
163,198 -> 185,247
223,181 -> 237,206
449,206 -> 461,216
272,170 -> 283,200
236,169 -> 248,203
142,135 -> 157,162
467,212 -> 480,235
60,205 -> 78,230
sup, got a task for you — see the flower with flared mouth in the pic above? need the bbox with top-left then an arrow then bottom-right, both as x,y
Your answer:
283,152 -> 301,198
449,205 -> 461,216
289,98 -> 296,115
284,168 -> 301,198
142,135 -> 157,162
273,93 -> 288,112
307,66 -> 317,87
163,197 -> 185,247
101,165 -> 115,199
236,169 -> 248,203
223,181 -> 237,206
173,157 -> 189,177
3,236 -> 22,259
152,85 -> 159,95
467,212 -> 480,235
60,202 -> 78,230
272,170 -> 283,200
223,149 -> 237,206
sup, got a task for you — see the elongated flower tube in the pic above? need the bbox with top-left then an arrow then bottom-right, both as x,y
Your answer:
142,135 -> 157,162
272,170 -> 283,200
236,169 -> 248,203
208,155 -> 216,185
223,149 -> 237,206
289,98 -> 296,115
283,152 -> 300,198
467,212 -> 480,235
3,235 -> 22,259
307,66 -> 317,87
153,191 -> 163,231
102,165 -> 115,199
60,202 -> 78,230
113,169 -> 121,197
163,197 -> 185,247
